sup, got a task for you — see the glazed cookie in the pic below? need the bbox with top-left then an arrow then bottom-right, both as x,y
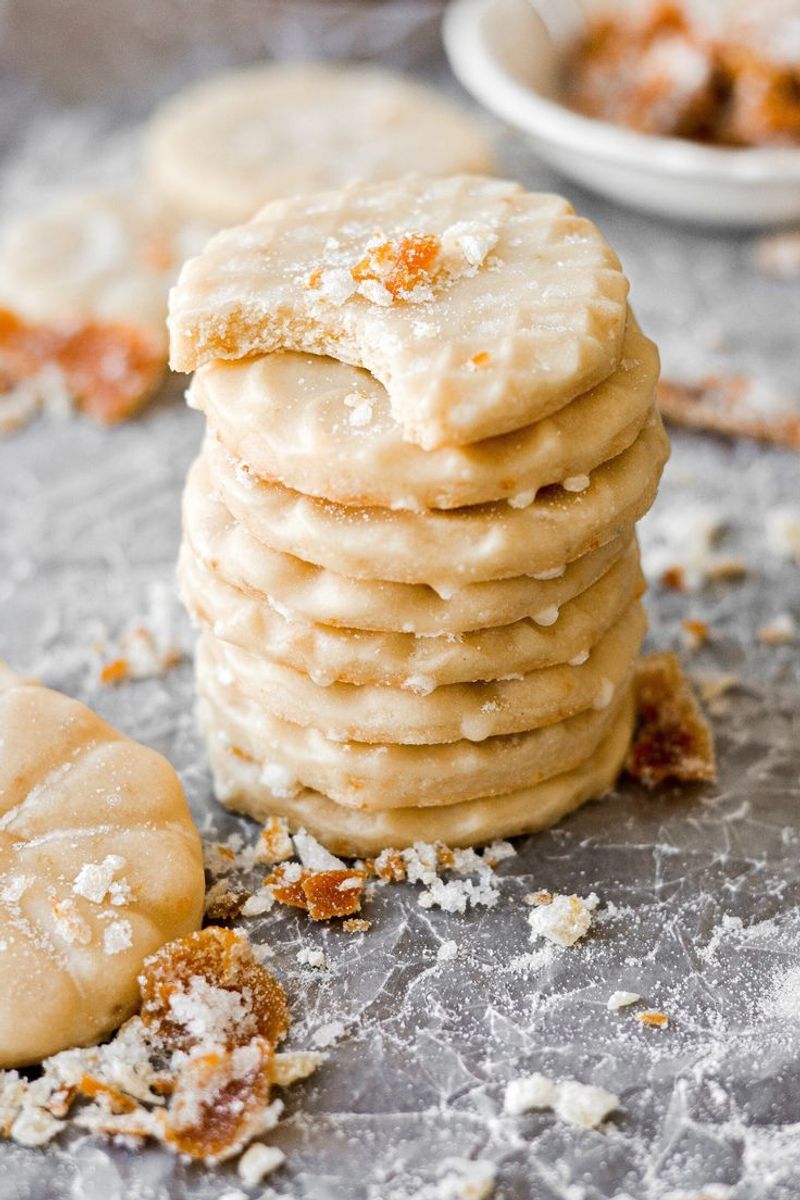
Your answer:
179,537 -> 645,687
202,418 -> 669,591
182,456 -> 634,634
0,191 -> 189,424
168,175 -> 630,448
198,601 -> 646,744
188,315 -> 659,509
0,672 -> 204,1067
197,668 -> 632,810
145,63 -> 495,228
203,689 -> 636,856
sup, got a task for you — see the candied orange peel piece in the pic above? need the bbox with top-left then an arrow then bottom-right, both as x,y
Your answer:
267,865 -> 366,921
99,658 -> 129,686
637,1010 -> 669,1029
352,232 -> 441,298
627,652 -> 716,789
302,870 -> 366,921
139,926 -> 290,1052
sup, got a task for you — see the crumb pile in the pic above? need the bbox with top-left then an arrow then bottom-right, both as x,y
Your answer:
169,173 -> 670,855
0,926 -> 321,1175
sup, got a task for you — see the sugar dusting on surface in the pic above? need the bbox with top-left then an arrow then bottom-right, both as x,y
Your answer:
1,80 -> 800,1200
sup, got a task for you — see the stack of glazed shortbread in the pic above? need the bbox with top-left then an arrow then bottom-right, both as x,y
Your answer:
169,175 -> 669,857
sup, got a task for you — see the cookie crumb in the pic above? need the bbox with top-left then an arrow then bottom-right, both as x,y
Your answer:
528,892 -> 598,948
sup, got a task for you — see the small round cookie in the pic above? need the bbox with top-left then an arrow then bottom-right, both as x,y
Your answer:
179,537 -> 644,688
199,601 -> 646,744
182,455 -> 634,633
203,418 -> 669,591
146,64 -> 495,228
0,190 -> 189,423
0,674 -> 204,1067
188,315 -> 659,509
203,689 -> 636,856
168,175 -> 630,448
197,667 -> 631,810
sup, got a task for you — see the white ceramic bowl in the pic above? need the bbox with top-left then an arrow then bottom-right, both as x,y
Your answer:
443,0 -> 800,226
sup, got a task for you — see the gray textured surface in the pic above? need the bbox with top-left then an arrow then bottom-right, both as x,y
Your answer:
1,4 -> 799,1198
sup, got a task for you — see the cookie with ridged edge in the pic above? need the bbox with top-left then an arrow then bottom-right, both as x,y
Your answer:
203,689 -> 636,856
198,601 -> 646,745
188,314 -> 658,510
179,536 -> 645,688
202,417 -> 668,592
182,456 -> 635,634
168,175 -> 629,449
0,672 -> 204,1067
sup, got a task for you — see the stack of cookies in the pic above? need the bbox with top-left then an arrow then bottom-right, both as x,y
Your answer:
169,176 -> 669,856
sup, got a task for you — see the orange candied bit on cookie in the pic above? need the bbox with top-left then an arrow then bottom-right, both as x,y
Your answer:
301,869 -> 366,921
627,652 -> 716,789
139,926 -> 290,1052
469,351 -> 492,368
0,307 -> 164,425
353,232 -> 441,298
163,1037 -> 274,1161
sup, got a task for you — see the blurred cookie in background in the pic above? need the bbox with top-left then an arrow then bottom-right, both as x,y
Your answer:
144,62 -> 496,227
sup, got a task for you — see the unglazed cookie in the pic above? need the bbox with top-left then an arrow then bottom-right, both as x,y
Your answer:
182,456 -> 634,634
198,602 -> 646,744
168,176 -> 630,448
0,673 -> 204,1067
0,191 -> 189,424
197,668 -> 632,810
145,64 -> 496,227
188,315 -> 659,509
179,536 -> 644,687
203,418 -> 669,590
203,689 -> 636,856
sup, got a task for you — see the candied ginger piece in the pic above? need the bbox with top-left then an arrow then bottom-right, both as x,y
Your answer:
627,652 -> 716,788
352,233 -> 441,298
267,865 -> 366,921
302,870 -> 366,921
163,1037 -> 277,1162
139,927 -> 289,1052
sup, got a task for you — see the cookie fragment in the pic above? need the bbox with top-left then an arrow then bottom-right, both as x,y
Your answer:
627,652 -> 716,788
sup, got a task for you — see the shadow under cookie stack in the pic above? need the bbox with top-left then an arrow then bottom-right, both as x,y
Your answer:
170,175 -> 669,857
